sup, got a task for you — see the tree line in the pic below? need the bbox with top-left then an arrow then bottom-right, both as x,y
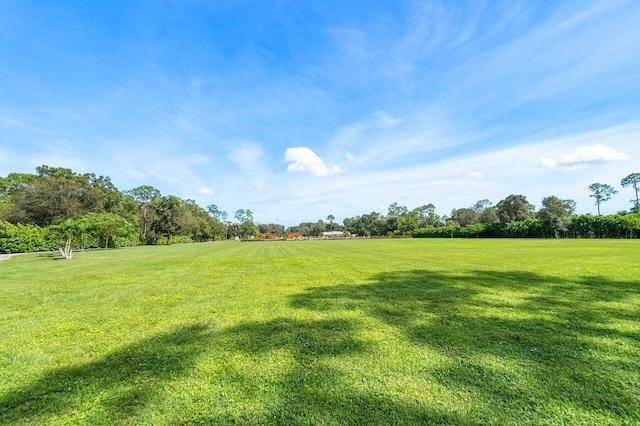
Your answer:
0,166 -> 257,256
289,174 -> 640,239
1,166 -> 639,255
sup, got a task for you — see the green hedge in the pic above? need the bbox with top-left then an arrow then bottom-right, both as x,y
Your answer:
0,222 -> 56,253
413,214 -> 640,239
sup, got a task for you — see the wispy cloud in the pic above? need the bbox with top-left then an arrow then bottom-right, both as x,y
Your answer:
3,1 -> 640,225
259,121 -> 640,223
229,143 -> 266,172
346,152 -> 365,165
538,144 -> 629,170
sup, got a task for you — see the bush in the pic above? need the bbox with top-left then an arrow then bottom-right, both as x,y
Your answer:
0,221 -> 56,253
155,235 -> 193,245
567,214 -> 639,239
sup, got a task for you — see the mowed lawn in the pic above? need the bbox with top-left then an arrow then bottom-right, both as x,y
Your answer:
0,239 -> 638,425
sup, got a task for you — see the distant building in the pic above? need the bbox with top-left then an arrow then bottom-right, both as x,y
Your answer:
322,231 -> 345,239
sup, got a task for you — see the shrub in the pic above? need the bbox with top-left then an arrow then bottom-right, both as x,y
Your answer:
0,221 -> 55,253
155,235 -> 192,245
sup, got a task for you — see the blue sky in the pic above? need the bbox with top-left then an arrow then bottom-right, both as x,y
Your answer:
1,1 -> 639,225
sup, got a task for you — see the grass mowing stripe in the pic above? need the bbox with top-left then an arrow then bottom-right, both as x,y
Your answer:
0,239 -> 638,424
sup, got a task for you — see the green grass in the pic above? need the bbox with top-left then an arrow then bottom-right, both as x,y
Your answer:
0,239 -> 638,425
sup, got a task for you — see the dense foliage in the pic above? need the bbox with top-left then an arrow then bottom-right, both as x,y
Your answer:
0,222 -> 56,254
1,166 -> 639,254
0,166 -> 233,254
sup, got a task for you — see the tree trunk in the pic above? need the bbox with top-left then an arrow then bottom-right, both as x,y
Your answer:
142,206 -> 148,238
59,239 -> 74,259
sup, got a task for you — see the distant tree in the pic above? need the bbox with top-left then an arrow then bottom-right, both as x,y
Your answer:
386,202 -> 408,233
621,173 -> 640,212
258,223 -> 286,238
327,214 -> 335,231
153,195 -> 185,244
343,211 -> 385,236
206,205 -> 229,239
412,204 -> 439,228
288,223 -> 308,237
0,172 -> 38,220
311,220 -> 326,236
83,173 -> 133,218
80,212 -> 137,249
479,207 -> 499,224
588,183 -> 618,215
496,195 -> 535,222
450,208 -> 478,227
469,199 -> 499,224
472,199 -> 492,212
207,204 -> 224,220
387,202 -> 408,218
234,209 -> 254,224
8,167 -> 103,226
538,196 -> 576,238
125,185 -> 161,238
234,209 -> 257,238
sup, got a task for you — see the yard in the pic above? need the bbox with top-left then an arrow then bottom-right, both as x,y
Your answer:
1,239 -> 638,424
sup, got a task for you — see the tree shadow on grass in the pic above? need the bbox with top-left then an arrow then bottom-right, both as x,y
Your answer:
2,318 -> 467,425
2,270 -> 638,424
181,318 -> 468,425
290,270 -> 640,424
0,324 -> 212,424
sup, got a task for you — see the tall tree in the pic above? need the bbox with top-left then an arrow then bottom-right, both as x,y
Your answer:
234,209 -> 256,238
125,185 -> 161,238
0,173 -> 37,219
538,196 -> 576,238
621,173 -> 640,212
152,195 -> 185,244
8,168 -> 103,226
472,199 -> 492,212
206,204 -> 229,239
207,204 -> 225,221
496,195 -> 535,222
386,202 -> 408,233
471,199 -> 499,224
327,214 -> 335,231
588,183 -> 618,215
412,204 -> 439,228
234,209 -> 254,223
450,208 -> 478,227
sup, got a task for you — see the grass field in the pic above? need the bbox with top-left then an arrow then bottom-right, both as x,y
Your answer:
0,239 -> 638,425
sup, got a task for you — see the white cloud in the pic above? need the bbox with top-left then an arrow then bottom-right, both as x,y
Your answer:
469,171 -> 484,180
538,144 -> 629,170
195,187 -> 215,196
262,121 -> 640,224
284,147 -> 345,177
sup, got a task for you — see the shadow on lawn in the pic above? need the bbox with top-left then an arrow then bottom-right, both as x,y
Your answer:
0,324 -> 212,424
186,318 -> 466,425
2,270 -> 638,424
289,269 -> 640,423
